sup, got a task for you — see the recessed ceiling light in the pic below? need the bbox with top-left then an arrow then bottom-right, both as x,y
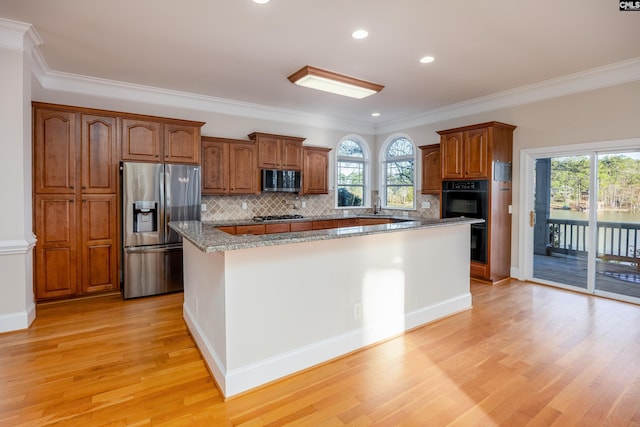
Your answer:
420,56 -> 435,64
352,29 -> 368,40
253,0 -> 270,4
371,112 -> 381,117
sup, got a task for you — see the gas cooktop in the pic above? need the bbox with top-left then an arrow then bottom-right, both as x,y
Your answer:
252,214 -> 304,222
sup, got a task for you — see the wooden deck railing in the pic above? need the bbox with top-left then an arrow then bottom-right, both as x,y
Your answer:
546,218 -> 640,264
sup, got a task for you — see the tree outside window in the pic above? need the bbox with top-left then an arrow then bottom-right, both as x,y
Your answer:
337,139 -> 366,207
384,137 -> 415,209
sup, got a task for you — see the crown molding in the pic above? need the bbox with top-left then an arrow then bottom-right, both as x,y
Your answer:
6,17 -> 638,136
0,18 -> 42,51
376,57 -> 640,135
36,70 -> 377,135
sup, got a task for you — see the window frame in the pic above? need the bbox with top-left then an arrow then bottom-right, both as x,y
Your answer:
335,136 -> 371,209
380,134 -> 417,210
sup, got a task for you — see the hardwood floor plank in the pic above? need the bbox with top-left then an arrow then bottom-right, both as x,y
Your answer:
1,281 -> 640,426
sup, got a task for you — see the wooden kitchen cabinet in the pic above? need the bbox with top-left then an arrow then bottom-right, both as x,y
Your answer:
33,108 -> 77,194
81,114 -> 118,193
312,219 -> 337,230
229,142 -> 259,194
201,138 -> 229,194
437,121 -> 516,283
302,146 -> 331,195
419,144 -> 441,195
438,122 -> 514,180
121,118 -> 162,161
164,123 -> 201,164
32,102 -> 205,300
201,137 -> 258,195
80,195 -> 117,294
33,103 -> 119,300
248,132 -> 305,170
34,194 -> 77,299
121,117 -> 203,164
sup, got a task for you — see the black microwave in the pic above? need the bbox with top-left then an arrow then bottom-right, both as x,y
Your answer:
261,169 -> 301,193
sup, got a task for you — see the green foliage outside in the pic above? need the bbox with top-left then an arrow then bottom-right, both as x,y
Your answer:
550,155 -> 640,211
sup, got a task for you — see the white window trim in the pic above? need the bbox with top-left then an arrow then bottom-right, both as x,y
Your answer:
335,135 -> 372,209
379,133 -> 417,210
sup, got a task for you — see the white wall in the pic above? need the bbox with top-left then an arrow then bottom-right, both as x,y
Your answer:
376,81 -> 640,275
0,31 -> 36,332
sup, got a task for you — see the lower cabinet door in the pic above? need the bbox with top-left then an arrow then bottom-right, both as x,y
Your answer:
80,195 -> 117,294
34,194 -> 78,299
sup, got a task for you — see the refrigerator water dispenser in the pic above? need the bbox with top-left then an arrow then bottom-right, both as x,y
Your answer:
133,201 -> 158,233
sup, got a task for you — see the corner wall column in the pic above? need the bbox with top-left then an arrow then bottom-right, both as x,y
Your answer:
0,19 -> 40,332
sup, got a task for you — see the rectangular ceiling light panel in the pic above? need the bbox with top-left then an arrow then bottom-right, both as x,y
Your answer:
288,66 -> 384,99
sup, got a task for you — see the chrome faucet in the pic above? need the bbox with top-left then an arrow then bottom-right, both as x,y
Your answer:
373,196 -> 381,215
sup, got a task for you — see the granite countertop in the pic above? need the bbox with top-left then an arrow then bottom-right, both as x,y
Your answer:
170,215 -> 484,253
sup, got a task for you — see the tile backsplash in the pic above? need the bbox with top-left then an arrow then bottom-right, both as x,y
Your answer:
201,191 -> 440,222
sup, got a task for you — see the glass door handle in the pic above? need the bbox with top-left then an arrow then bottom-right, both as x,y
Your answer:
530,211 -> 535,227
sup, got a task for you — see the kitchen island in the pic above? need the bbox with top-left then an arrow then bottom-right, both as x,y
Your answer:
171,216 -> 481,398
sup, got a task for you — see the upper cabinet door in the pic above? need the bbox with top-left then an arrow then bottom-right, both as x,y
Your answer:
440,132 -> 463,179
121,118 -> 162,161
34,109 -> 77,194
229,143 -> 258,194
420,144 -> 441,194
201,139 -> 230,195
302,147 -> 330,194
256,136 -> 280,169
81,114 -> 117,193
464,128 -> 489,178
164,124 -> 200,164
281,139 -> 303,170
250,132 -> 305,170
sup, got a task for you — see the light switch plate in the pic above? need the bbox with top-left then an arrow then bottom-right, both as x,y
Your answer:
201,203 -> 207,212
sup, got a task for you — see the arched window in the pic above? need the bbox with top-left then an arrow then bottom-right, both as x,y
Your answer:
336,137 -> 370,208
382,136 -> 416,209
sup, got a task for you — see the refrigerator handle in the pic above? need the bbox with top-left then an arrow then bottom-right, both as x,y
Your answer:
163,167 -> 171,239
159,167 -> 167,242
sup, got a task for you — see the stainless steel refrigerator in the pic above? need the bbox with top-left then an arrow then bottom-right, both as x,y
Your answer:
121,162 -> 201,299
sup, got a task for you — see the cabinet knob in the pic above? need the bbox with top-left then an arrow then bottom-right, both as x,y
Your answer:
69,186 -> 74,189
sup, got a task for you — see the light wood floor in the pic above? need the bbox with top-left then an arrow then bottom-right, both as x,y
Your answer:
1,280 -> 640,426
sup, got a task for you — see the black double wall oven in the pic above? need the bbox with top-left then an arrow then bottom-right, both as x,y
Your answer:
441,180 -> 488,263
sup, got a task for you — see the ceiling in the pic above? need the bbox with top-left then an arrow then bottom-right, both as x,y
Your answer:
1,0 -> 639,128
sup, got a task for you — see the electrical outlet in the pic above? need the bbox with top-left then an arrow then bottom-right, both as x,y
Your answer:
201,203 -> 207,212
353,302 -> 362,319
301,201 -> 306,208
242,201 -> 247,210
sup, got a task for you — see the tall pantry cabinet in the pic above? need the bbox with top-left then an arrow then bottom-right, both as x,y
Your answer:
33,105 -> 118,299
438,121 -> 516,283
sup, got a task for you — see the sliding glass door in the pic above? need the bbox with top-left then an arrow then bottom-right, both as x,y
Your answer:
532,155 -> 591,290
595,153 -> 640,299
525,142 -> 640,304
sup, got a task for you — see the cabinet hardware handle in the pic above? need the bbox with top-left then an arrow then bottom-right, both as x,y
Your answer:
70,186 -> 74,189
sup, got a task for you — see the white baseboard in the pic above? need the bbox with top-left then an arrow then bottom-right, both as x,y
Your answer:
185,293 -> 472,398
0,302 -> 36,333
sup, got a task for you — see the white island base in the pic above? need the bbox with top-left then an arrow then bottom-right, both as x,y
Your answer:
182,223 -> 472,398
